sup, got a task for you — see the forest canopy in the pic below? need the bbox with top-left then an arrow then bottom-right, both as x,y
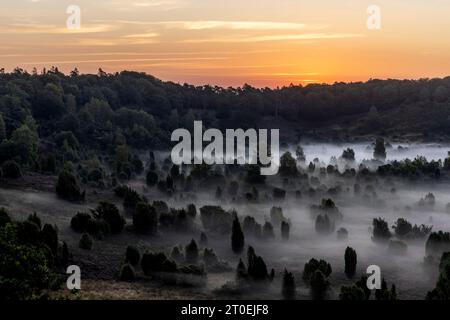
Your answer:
1,67 -> 450,162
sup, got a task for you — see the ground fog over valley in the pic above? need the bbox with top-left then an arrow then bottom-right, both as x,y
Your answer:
2,141 -> 450,300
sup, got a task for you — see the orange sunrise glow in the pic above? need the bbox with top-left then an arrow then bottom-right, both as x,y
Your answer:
1,0 -> 450,87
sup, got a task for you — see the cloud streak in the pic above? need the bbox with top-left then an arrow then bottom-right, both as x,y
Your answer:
181,33 -> 364,43
0,23 -> 115,34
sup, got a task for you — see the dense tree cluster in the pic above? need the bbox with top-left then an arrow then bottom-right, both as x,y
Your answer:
378,157 -> 442,179
200,205 -> 234,235
339,276 -> 371,300
392,218 -> 432,239
235,247 -> 270,282
0,70 -> 449,170
0,209 -> 63,299
315,214 -> 335,235
310,198 -> 343,222
426,231 -> 450,257
372,218 -> 392,241
56,169 -> 85,201
70,202 -> 125,237
373,138 -> 387,160
302,258 -> 332,299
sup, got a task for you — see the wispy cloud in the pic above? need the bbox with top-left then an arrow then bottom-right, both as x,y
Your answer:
109,0 -> 185,11
97,20 -> 326,31
182,33 -> 364,43
123,32 -> 159,38
162,21 -> 311,31
0,23 -> 115,34
131,1 -> 180,8
248,33 -> 364,42
76,37 -> 160,46
20,56 -> 229,65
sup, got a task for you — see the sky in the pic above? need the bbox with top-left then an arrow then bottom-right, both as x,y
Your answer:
0,0 -> 449,87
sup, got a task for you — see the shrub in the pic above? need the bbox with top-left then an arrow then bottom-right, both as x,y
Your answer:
373,137 -> 386,160
339,285 -> 366,300
123,187 -> 144,212
310,270 -> 329,300
86,218 -> 109,238
200,205 -> 233,235
0,221 -> 56,299
125,245 -> 140,266
203,248 -> 219,266
344,247 -> 357,277
87,169 -> 103,182
270,207 -> 284,226
231,217 -> 244,254
337,227 -> 348,240
91,202 -> 125,234
56,170 -> 84,201
79,233 -> 93,250
439,252 -> 450,271
393,218 -> 412,238
341,148 -> 355,161
303,258 -> 332,281
16,220 -> 41,244
310,199 -> 343,221
185,239 -> 199,264
247,246 -> 269,281
427,258 -> 450,300
279,152 -> 298,176
281,221 -> 290,240
375,279 -> 397,300
372,217 -> 391,241
141,252 -> 169,274
236,259 -> 247,280
426,231 -> 450,257
282,269 -> 296,300
315,214 -> 334,235
243,216 -> 262,239
119,264 -> 136,282
70,212 -> 91,232
418,193 -> 435,209
1,160 -> 21,179
133,202 -> 158,234
262,221 -> 275,240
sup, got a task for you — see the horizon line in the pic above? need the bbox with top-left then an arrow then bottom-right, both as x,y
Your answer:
2,66 -> 449,89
